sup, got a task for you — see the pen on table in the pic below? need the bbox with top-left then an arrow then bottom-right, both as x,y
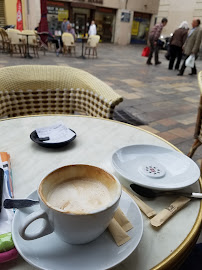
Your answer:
0,168 -> 4,213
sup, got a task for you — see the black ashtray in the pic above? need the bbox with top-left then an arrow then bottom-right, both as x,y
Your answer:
30,129 -> 76,148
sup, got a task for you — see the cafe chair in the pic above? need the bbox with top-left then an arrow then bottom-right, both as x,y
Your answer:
188,71 -> 202,174
0,65 -> 123,119
62,33 -> 76,56
85,35 -> 100,58
7,29 -> 25,57
0,28 -> 10,52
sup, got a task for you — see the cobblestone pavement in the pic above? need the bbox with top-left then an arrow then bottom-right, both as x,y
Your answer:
0,43 -> 201,167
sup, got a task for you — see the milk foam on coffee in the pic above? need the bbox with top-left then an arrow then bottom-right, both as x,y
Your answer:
47,178 -> 112,214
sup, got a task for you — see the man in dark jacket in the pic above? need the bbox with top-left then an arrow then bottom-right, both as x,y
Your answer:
168,21 -> 189,70
147,18 -> 168,65
178,19 -> 202,76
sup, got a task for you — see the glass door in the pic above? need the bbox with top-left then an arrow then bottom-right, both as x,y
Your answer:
75,14 -> 87,37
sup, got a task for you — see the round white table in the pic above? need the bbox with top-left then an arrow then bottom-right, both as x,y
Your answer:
0,115 -> 201,270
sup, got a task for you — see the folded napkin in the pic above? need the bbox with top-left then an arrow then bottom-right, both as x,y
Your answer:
36,121 -> 75,143
108,208 -> 133,246
0,152 -> 18,263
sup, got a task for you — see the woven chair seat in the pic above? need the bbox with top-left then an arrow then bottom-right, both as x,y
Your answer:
0,65 -> 123,119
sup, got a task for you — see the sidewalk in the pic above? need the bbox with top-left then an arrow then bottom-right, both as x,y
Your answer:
0,43 -> 201,166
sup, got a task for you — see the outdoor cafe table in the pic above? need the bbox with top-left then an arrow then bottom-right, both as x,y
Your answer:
0,115 -> 201,270
77,37 -> 88,59
18,32 -> 36,59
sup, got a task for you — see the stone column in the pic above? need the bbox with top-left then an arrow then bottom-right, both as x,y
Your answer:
114,9 -> 133,45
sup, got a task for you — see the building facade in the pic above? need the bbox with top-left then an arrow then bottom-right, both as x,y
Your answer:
2,0 -> 160,45
157,0 -> 202,37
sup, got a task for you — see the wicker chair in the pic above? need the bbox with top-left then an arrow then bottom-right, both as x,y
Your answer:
85,35 -> 100,58
0,28 -> 10,52
62,33 -> 76,56
7,29 -> 25,57
188,71 -> 202,174
0,65 -> 123,119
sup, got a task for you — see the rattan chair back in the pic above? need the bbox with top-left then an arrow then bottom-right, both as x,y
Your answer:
0,28 -> 10,51
7,29 -> 23,45
0,65 -> 123,119
87,35 -> 100,47
62,33 -> 74,46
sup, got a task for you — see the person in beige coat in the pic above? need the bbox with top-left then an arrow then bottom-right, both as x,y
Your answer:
178,19 -> 202,76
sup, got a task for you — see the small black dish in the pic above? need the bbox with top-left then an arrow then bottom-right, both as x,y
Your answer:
30,129 -> 76,148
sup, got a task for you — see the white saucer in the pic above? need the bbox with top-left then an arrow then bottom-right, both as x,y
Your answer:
12,190 -> 143,270
112,144 -> 200,191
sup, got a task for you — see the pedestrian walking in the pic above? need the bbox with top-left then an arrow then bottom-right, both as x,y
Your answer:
178,19 -> 202,76
88,20 -> 97,36
146,18 -> 168,66
61,18 -> 70,34
168,21 -> 189,70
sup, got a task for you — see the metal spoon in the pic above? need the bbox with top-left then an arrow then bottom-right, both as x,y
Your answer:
130,184 -> 202,199
3,199 -> 39,209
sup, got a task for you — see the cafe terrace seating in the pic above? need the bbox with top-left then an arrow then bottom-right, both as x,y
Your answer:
0,65 -> 123,119
0,28 -> 10,52
62,33 -> 76,56
7,29 -> 25,57
85,35 -> 100,58
188,71 -> 202,174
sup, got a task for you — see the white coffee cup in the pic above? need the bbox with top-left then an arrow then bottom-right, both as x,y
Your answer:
19,164 -> 122,244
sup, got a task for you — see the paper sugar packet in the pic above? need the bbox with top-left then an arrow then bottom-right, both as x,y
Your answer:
150,196 -> 191,228
108,208 -> 133,246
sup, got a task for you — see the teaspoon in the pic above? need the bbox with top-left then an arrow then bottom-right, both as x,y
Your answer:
3,199 -> 39,209
130,184 -> 202,199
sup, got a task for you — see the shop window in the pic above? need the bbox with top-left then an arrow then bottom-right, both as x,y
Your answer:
47,1 -> 69,34
95,12 -> 115,42
131,13 -> 151,44
73,8 -> 90,37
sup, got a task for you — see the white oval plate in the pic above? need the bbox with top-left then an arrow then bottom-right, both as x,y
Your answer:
12,190 -> 143,270
112,144 -> 200,191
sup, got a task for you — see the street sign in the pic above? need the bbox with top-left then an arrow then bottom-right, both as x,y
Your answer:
121,12 -> 131,23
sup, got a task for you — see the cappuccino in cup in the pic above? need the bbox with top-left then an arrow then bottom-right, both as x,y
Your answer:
19,165 -> 121,244
47,178 -> 115,214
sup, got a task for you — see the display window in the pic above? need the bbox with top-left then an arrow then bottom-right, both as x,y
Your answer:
73,8 -> 90,37
131,12 -> 151,44
47,1 -> 69,34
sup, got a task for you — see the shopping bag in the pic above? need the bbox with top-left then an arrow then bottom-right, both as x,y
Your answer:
185,54 -> 195,68
141,46 -> 150,57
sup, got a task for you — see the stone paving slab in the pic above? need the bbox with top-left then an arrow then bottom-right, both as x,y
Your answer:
0,43 -> 201,166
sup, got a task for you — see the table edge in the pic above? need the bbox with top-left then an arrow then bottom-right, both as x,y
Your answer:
1,114 -> 202,270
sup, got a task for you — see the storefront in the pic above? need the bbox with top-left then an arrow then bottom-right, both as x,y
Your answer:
95,7 -> 116,42
47,1 -> 69,34
131,12 -> 151,44
46,1 -> 116,42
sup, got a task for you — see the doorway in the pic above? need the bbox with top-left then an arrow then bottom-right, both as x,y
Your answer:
75,13 -> 87,36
